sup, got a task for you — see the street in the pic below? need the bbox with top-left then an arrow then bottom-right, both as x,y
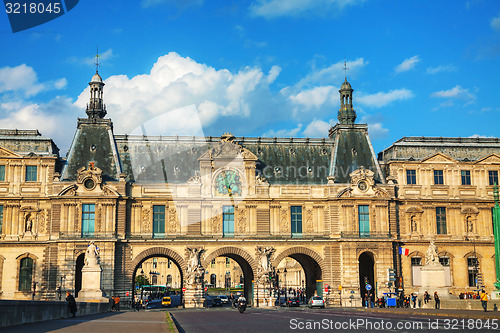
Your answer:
172,307 -> 500,333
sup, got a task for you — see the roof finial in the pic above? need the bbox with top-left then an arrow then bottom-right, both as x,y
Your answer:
343,59 -> 349,79
94,46 -> 100,74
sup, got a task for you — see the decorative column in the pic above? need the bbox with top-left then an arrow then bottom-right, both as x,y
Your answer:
492,184 -> 500,299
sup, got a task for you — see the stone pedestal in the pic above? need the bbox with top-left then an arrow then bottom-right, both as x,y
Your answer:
253,282 -> 274,307
76,266 -> 108,302
419,265 -> 451,299
491,290 -> 500,300
184,284 -> 204,308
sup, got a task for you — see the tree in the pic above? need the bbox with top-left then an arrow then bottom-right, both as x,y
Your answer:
135,275 -> 150,287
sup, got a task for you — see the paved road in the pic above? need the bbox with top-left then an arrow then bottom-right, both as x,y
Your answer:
171,307 -> 500,333
0,311 -> 169,333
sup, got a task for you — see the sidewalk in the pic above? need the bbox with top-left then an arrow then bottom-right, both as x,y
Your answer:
354,306 -> 500,320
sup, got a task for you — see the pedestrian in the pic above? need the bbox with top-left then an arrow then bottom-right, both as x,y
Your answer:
480,290 -> 488,312
370,293 -> 375,308
411,293 -> 417,309
364,293 -> 369,308
114,295 -> 121,311
423,291 -> 430,304
66,291 -> 77,317
434,291 -> 440,309
109,296 -> 115,311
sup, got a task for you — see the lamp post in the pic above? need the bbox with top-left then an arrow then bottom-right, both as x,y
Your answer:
32,281 -> 38,300
493,183 -> 500,296
284,268 -> 288,306
140,269 -> 145,302
58,275 -> 65,301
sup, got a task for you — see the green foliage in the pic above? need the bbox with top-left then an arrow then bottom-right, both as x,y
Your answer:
135,275 -> 150,287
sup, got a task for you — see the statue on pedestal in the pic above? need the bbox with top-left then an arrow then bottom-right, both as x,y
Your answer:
425,240 -> 440,266
85,241 -> 100,267
186,247 -> 205,285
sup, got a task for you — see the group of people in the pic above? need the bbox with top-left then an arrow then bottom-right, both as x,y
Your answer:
275,287 -> 307,303
109,295 -> 121,311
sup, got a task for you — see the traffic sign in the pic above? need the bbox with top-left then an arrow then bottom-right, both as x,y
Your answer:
366,284 -> 372,291
126,291 -> 129,296
324,283 -> 329,288
204,286 -> 208,292
182,287 -> 186,292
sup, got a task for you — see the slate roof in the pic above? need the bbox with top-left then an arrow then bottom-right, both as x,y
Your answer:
378,136 -> 500,162
115,135 -> 334,184
0,129 -> 59,157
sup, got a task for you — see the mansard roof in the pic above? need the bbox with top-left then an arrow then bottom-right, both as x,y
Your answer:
378,136 -> 500,162
0,129 -> 59,157
114,135 -> 334,184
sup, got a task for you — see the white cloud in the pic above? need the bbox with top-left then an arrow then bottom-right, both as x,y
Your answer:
367,122 -> 388,138
288,86 -> 336,110
0,64 -> 66,97
75,52 -> 280,135
356,89 -> 414,108
295,58 -> 367,89
491,13 -> 500,31
249,0 -> 364,18
263,124 -> 303,137
431,85 -> 474,100
426,64 -> 457,75
395,55 -> 420,73
302,118 -> 334,137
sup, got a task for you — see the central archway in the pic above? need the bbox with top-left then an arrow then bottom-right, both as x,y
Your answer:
272,247 -> 324,300
130,247 -> 186,305
202,247 -> 256,304
358,251 -> 375,303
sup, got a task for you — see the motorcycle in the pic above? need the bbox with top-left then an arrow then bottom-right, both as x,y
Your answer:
237,299 -> 247,313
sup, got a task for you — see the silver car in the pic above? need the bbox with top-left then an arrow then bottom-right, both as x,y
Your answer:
308,296 -> 325,308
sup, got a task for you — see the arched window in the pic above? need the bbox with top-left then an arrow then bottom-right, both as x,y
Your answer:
210,274 -> 216,286
467,256 -> 478,287
19,257 -> 33,291
166,275 -> 172,286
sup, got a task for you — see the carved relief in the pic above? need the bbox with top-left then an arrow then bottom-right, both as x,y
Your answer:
280,208 -> 290,233
185,247 -> 205,285
305,208 -> 314,233
211,209 -> 221,233
38,209 -> 46,234
75,205 -> 80,233
168,208 -> 178,233
236,207 -> 246,233
255,246 -> 275,278
96,205 -> 102,233
142,208 -> 151,232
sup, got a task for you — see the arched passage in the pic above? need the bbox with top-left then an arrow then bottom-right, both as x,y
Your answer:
130,247 -> 186,303
74,253 -> 84,297
359,251 -> 375,302
272,247 -> 324,300
202,247 -> 256,303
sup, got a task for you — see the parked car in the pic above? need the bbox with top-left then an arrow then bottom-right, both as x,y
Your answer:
218,295 -> 229,304
275,297 -> 287,306
308,296 -> 325,308
212,297 -> 222,307
287,297 -> 301,307
203,295 -> 213,308
161,296 -> 171,307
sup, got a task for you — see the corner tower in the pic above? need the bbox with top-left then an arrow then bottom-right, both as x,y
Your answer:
328,78 -> 384,183
61,67 -> 122,181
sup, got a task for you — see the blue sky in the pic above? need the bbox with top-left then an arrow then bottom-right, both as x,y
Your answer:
1,0 -> 500,155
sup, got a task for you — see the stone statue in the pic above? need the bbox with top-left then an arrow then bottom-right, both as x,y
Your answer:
410,216 -> 417,233
84,241 -> 100,267
467,216 -> 474,233
256,246 -> 275,276
186,247 -> 205,285
25,214 -> 33,232
425,241 -> 440,266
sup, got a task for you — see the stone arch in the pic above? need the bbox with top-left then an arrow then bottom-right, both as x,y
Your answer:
272,247 -> 324,300
202,247 -> 256,303
128,247 -> 186,301
463,251 -> 482,259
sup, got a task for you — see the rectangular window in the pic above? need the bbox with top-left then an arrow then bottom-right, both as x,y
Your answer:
226,258 -> 230,268
19,257 -> 33,291
436,207 -> 447,234
25,165 -> 37,182
223,205 -> 234,237
0,205 -> 3,234
489,171 -> 499,186
467,257 -> 478,287
81,204 -> 95,237
411,257 -> 422,266
406,170 -> 416,185
168,260 -> 172,269
211,259 -> 216,268
461,170 -> 471,185
358,205 -> 370,237
439,257 -> 450,266
152,205 -> 165,238
291,206 -> 303,236
0,165 -> 5,181
434,170 -> 444,185
153,258 -> 157,269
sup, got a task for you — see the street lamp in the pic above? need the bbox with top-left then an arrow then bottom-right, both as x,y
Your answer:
32,281 -> 38,300
140,269 -> 145,302
284,268 -> 288,306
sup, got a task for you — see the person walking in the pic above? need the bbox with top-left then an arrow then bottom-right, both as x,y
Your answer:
66,291 -> 77,317
109,296 -> 115,311
480,290 -> 489,312
411,293 -> 417,309
434,291 -> 440,309
114,295 -> 121,311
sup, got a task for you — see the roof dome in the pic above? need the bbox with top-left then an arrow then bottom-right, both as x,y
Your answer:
91,72 -> 103,83
340,78 -> 352,90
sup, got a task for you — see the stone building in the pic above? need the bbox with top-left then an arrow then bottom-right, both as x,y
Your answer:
0,69 -> 497,306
